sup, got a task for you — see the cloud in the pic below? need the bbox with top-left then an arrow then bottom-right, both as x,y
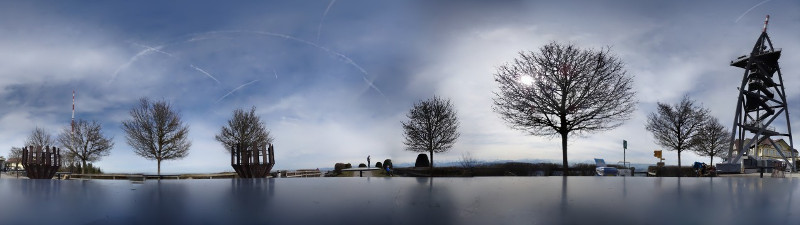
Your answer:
3,1 -> 800,172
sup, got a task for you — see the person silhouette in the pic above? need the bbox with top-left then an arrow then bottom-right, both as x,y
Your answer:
367,155 -> 371,168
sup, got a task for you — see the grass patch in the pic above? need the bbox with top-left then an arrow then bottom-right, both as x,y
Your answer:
370,170 -> 389,177
336,171 -> 355,177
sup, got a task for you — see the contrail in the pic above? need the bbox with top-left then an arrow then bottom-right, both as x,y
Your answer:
109,45 -> 161,83
111,43 -> 221,84
362,77 -> 385,97
137,43 -> 220,84
735,0 -> 770,23
132,43 -> 175,58
317,0 -> 337,42
192,30 -> 386,97
190,64 -> 221,84
216,80 -> 259,103
113,30 -> 386,98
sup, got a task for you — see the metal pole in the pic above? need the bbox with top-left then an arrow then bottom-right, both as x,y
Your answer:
623,140 -> 628,168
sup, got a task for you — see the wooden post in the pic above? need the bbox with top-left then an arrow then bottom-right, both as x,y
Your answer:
22,147 -> 27,165
262,144 -> 267,165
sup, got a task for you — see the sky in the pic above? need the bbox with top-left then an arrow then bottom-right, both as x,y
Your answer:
1,0 -> 800,174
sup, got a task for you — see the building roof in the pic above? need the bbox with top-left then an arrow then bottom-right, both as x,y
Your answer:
734,138 -> 798,153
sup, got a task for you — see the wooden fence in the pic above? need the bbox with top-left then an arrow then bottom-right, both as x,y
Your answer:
283,169 -> 322,178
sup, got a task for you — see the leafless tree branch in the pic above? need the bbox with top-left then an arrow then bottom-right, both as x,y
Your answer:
57,119 -> 114,174
645,95 -> 709,169
402,96 -> 460,170
493,42 -> 637,173
25,127 -> 55,147
121,97 -> 191,175
215,106 -> 274,153
691,116 -> 731,165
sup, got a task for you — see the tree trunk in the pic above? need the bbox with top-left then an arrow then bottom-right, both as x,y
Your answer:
677,150 -> 682,177
710,156 -> 714,166
429,150 -> 434,177
561,132 -> 568,176
157,159 -> 161,175
81,160 -> 87,174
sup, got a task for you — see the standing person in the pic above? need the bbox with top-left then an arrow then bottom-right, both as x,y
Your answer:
693,162 -> 702,177
701,163 -> 707,177
367,155 -> 371,168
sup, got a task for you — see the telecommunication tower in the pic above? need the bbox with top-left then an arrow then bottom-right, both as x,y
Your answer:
72,90 -> 75,133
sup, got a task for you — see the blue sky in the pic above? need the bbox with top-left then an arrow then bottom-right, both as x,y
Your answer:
1,1 -> 799,173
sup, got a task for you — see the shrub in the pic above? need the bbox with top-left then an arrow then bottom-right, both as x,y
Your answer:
345,163 -> 352,169
376,162 -> 383,168
647,166 -> 696,177
415,154 -> 430,167
358,163 -> 367,168
383,159 -> 393,169
334,163 -> 347,173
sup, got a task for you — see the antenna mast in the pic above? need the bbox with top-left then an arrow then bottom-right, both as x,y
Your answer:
72,90 -> 75,133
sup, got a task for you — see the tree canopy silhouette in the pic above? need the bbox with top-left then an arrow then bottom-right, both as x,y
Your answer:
402,96 -> 460,172
121,98 -> 191,175
493,42 -> 636,174
215,106 -> 274,153
57,119 -> 114,174
691,116 -> 730,166
645,95 -> 709,171
25,127 -> 55,147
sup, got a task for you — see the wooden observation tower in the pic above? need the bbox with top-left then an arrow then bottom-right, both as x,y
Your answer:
718,15 -> 796,173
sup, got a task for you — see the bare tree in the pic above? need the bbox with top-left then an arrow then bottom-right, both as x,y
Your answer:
645,95 -> 709,172
57,119 -> 114,174
402,96 -> 460,173
692,116 -> 731,166
459,152 -> 479,169
25,127 -> 55,147
493,42 -> 636,174
7,147 -> 22,169
8,147 -> 22,159
122,98 -> 191,175
215,106 -> 274,153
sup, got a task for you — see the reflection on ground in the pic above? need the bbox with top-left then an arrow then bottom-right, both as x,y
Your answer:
1,177 -> 798,224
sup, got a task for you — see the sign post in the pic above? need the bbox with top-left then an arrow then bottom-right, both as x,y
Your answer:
654,150 -> 665,167
623,140 -> 627,168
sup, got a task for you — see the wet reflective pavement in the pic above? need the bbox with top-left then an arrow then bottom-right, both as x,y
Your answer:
1,177 -> 798,224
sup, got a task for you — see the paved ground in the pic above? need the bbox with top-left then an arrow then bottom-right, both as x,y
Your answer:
718,171 -> 796,178
0,172 -> 25,179
7,176 -> 800,224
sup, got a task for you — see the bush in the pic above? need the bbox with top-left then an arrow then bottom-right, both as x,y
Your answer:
647,166 -> 696,177
415,154 -> 430,167
334,163 -> 347,173
497,162 -> 596,176
383,159 -> 393,169
358,163 -> 367,168
375,162 -> 383,168
345,163 -> 352,169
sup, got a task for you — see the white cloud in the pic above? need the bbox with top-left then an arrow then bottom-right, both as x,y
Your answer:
4,1 -> 800,173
